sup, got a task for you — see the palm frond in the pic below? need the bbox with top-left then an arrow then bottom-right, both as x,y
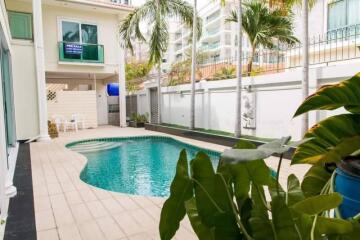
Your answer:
119,1 -> 155,53
167,0 -> 202,39
148,12 -> 169,64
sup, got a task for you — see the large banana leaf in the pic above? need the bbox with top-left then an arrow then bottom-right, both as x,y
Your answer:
271,195 -> 301,240
191,152 -> 240,239
301,165 -> 332,197
292,114 -> 360,164
286,174 -> 305,206
292,193 -> 342,215
185,198 -> 215,240
159,150 -> 193,240
191,152 -> 218,228
294,73 -> 360,117
249,184 -> 274,240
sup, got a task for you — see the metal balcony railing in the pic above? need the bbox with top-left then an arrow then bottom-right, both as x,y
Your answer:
167,24 -> 360,83
58,41 -> 104,64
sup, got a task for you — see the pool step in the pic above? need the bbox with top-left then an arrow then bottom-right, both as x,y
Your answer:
68,141 -> 122,153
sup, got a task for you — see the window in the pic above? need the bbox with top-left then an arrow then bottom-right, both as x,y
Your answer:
60,20 -> 100,62
61,20 -> 98,44
328,0 -> 360,31
8,11 -> 33,40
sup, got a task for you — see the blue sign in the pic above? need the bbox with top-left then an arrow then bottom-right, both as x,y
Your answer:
64,43 -> 83,55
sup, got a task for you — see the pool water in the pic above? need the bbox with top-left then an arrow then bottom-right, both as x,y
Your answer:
67,136 -> 220,197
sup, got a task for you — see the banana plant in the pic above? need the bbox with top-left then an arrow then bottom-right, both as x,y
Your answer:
159,137 -> 357,240
292,72 -> 360,201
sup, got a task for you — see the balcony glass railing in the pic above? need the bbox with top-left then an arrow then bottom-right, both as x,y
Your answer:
58,41 -> 104,64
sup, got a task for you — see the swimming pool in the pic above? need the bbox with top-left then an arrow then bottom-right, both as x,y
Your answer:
66,136 -> 221,197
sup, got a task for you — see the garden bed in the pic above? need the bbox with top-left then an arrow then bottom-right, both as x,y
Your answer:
145,123 -> 295,159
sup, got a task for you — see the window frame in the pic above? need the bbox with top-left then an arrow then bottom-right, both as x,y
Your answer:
327,0 -> 360,32
58,17 -> 99,45
8,10 -> 33,40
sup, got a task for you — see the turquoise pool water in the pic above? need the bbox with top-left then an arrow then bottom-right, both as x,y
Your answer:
66,136 -> 220,197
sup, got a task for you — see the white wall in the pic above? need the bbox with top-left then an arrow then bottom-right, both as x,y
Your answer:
48,90 -> 98,128
140,62 -> 360,141
96,83 -> 108,125
11,41 -> 40,140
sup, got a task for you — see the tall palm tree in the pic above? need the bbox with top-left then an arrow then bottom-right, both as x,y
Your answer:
227,1 -> 299,75
235,0 -> 243,138
279,0 -> 317,136
190,0 -> 197,130
301,0 -> 309,136
120,0 -> 199,125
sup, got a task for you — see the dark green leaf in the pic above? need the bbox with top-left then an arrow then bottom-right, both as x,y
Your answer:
191,152 -> 219,227
233,139 -> 257,149
185,198 -> 215,240
214,212 -> 242,240
159,150 -> 193,240
294,73 -> 360,117
271,195 -> 301,240
292,114 -> 360,165
292,193 -> 343,215
230,159 -> 271,208
249,185 -> 274,240
316,217 -> 353,235
286,174 -> 305,206
301,165 -> 332,197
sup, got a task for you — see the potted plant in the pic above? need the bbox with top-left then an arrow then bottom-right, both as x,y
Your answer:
158,72 -> 360,240
292,72 -> 360,219
159,137 -> 359,239
129,113 -> 148,128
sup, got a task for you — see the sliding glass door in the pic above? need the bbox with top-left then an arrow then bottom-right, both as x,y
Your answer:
0,38 -> 16,165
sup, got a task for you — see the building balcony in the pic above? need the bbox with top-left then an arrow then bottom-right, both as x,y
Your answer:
58,42 -> 104,64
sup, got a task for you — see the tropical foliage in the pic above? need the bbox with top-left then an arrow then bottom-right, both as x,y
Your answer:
159,137 -> 359,240
292,73 -> 360,207
226,1 -> 299,75
119,0 -> 201,65
168,50 -> 208,86
130,113 -> 149,123
125,62 -> 152,93
210,66 -> 236,80
159,72 -> 360,239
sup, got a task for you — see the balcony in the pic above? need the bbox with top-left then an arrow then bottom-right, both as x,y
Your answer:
58,42 -> 104,64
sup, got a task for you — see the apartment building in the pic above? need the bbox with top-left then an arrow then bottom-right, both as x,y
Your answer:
0,0 -> 132,232
126,21 -> 179,74
171,1 -> 256,65
170,0 -> 360,70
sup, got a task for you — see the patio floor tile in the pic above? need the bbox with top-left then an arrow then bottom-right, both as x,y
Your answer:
30,126 -> 310,239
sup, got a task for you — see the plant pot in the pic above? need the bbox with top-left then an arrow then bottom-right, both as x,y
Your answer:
129,121 -> 145,128
335,156 -> 360,219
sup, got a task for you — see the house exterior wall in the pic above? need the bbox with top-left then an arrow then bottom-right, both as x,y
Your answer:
11,41 -> 39,139
139,62 -> 359,141
48,90 -> 98,128
42,4 -> 121,74
6,0 -> 130,139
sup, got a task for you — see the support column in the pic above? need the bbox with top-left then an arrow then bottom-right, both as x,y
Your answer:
33,0 -> 50,141
117,18 -> 127,127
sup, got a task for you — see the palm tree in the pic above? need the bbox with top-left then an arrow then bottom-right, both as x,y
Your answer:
227,1 -> 299,75
279,0 -> 317,136
216,0 -> 242,138
190,0 -> 197,130
120,0 -> 199,125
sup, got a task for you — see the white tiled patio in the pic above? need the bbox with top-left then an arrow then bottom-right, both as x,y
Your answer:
31,126 -> 309,240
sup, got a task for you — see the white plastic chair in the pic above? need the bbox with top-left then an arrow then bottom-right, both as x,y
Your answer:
63,118 -> 78,132
71,114 -> 85,130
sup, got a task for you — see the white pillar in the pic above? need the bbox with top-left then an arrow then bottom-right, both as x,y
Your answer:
117,18 -> 127,127
33,0 -> 50,141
